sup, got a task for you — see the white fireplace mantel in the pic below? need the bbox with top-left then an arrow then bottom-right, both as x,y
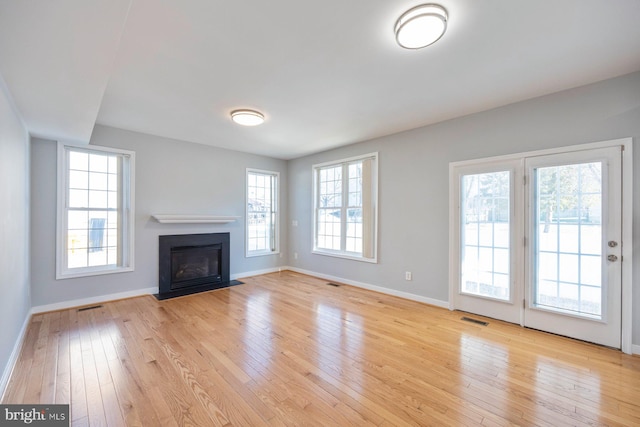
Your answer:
151,215 -> 240,224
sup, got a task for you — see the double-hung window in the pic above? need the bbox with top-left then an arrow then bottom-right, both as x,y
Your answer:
57,143 -> 134,279
246,169 -> 279,256
313,152 -> 378,262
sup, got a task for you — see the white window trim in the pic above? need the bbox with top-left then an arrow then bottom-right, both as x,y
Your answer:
56,142 -> 135,279
245,168 -> 280,258
312,152 -> 378,263
448,137 -> 633,354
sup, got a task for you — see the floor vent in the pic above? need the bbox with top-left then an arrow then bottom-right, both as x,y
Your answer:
461,316 -> 488,326
326,282 -> 340,287
78,305 -> 103,312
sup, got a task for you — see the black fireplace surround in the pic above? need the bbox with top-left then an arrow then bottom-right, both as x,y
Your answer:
156,232 -> 241,300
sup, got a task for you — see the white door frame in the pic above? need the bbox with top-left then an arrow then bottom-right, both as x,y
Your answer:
449,138 -> 633,354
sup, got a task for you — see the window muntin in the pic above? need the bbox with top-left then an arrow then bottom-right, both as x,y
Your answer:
246,169 -> 279,257
313,153 -> 377,262
57,143 -> 134,279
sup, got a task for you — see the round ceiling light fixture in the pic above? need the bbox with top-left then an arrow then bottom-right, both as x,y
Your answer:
230,109 -> 265,126
394,4 -> 448,49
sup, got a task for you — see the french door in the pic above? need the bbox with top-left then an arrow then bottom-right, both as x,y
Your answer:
451,144 -> 624,348
452,160 -> 523,325
524,147 -> 621,347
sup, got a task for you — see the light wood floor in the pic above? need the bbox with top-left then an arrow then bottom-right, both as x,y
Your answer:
3,271 -> 640,426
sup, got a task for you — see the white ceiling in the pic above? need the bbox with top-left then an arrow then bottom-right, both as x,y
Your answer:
1,1 -> 640,159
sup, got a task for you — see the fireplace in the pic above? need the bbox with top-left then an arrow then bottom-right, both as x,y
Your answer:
156,232 -> 241,300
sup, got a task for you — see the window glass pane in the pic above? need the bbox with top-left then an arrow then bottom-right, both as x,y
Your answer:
538,252 -> 557,281
318,166 -> 342,208
460,171 -> 510,301
69,189 -> 88,208
69,170 -> 88,189
107,190 -> 118,209
313,155 -> 377,260
558,253 -> 579,283
108,156 -> 119,174
346,208 -> 362,253
494,248 -> 509,274
581,286 -> 601,314
107,229 -> 118,247
89,172 -> 108,191
68,228 -> 88,250
107,211 -> 118,228
89,190 -> 108,208
69,151 -> 88,171
88,248 -> 107,266
89,153 -> 109,173
317,208 -> 341,250
68,211 -> 88,231
68,248 -> 88,269
107,247 -> 118,265
61,146 -> 132,276
533,162 -> 603,318
348,161 -> 362,207
580,255 -> 600,286
246,171 -> 278,255
558,224 -> 579,253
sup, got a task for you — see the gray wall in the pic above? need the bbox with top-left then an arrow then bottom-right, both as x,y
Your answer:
0,78 -> 31,392
288,71 -> 640,344
30,125 -> 288,307
23,71 -> 640,347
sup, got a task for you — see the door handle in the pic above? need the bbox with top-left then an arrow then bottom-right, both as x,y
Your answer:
607,254 -> 618,262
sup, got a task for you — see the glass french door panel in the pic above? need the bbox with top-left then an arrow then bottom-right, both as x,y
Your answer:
533,162 -> 603,319
460,171 -> 510,301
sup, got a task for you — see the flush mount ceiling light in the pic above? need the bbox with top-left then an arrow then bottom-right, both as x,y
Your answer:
230,109 -> 265,126
395,4 -> 448,49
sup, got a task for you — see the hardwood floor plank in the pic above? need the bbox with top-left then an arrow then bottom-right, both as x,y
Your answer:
39,312 -> 61,403
78,309 -> 108,426
22,313 -> 50,403
3,271 -> 640,426
2,317 -> 40,403
103,347 -> 145,427
55,309 -> 71,405
68,310 -> 88,423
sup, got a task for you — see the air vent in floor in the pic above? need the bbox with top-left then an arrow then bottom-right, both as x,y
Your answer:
461,316 -> 488,326
77,305 -> 103,312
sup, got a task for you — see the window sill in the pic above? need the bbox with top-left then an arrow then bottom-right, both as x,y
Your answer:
312,249 -> 377,264
246,250 -> 280,258
56,265 -> 134,280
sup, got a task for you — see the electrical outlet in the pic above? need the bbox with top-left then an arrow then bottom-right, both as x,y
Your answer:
294,252 -> 298,259
405,271 -> 412,281
292,220 -> 298,227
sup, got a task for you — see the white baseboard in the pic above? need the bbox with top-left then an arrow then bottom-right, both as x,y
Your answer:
233,267 -> 283,280
0,311 -> 31,401
30,267 -> 288,314
632,344 -> 640,356
30,266 -> 290,314
31,286 -> 157,314
286,266 -> 449,309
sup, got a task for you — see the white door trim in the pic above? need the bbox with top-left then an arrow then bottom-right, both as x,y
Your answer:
620,140 -> 633,354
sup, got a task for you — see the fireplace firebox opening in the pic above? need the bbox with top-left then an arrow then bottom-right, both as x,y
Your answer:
156,232 -> 242,300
